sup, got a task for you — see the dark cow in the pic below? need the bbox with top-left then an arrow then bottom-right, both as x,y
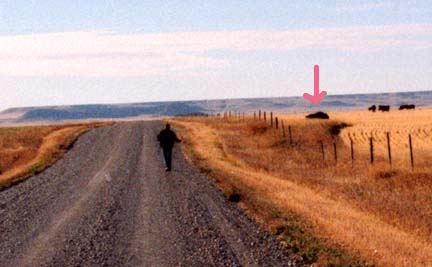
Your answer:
368,105 -> 376,112
306,111 -> 329,119
399,104 -> 415,110
378,105 -> 390,112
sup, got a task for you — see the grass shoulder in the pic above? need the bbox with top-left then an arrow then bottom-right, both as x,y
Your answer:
170,118 -> 372,267
0,122 -> 111,190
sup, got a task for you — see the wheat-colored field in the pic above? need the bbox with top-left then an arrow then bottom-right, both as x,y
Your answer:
332,109 -> 432,169
173,108 -> 432,267
277,109 -> 432,239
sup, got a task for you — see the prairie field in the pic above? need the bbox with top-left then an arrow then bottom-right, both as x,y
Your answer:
335,110 -> 432,170
0,122 -> 109,190
172,108 -> 432,267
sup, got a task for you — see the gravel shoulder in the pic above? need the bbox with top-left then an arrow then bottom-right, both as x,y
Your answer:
0,121 -> 296,267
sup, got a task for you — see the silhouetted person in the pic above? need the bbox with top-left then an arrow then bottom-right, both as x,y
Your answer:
157,123 -> 181,172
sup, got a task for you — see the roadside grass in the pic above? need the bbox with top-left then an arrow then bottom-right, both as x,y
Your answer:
171,113 -> 432,267
277,110 -> 432,240
171,119 -> 372,267
0,122 -> 110,190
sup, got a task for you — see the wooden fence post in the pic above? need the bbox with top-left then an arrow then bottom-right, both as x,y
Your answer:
259,110 -> 261,120
387,132 -> 392,166
270,112 -> 273,128
334,142 -> 338,163
370,137 -> 374,165
409,134 -> 414,170
264,112 -> 267,122
254,112 -> 256,120
288,126 -> 293,145
275,117 -> 279,130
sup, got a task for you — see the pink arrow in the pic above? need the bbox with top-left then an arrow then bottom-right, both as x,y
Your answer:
303,65 -> 327,105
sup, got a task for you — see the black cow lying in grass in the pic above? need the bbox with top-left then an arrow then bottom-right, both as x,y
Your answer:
368,105 -> 376,112
378,105 -> 390,112
306,111 -> 329,119
399,104 -> 415,110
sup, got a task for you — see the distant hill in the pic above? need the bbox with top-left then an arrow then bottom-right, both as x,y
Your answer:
1,91 -> 431,124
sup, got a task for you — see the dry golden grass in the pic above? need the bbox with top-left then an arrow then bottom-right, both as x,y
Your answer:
172,108 -> 432,267
330,109 -> 432,170
277,109 -> 432,237
0,122 -> 109,189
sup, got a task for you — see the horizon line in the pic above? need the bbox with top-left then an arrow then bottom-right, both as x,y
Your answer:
2,89 -> 431,112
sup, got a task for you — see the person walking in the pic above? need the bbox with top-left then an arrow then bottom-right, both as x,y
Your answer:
157,123 -> 182,172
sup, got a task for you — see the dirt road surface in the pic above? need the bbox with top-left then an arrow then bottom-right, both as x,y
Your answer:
0,121 -> 296,267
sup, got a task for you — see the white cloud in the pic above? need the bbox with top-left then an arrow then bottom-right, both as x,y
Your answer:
0,24 -> 431,77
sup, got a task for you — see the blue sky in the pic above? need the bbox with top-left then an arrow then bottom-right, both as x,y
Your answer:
0,1 -> 431,111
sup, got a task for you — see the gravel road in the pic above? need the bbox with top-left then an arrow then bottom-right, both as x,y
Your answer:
0,121 -> 297,267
